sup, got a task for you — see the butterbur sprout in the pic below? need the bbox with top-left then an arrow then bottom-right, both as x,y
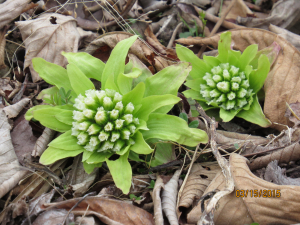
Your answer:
25,35 -> 208,194
176,31 -> 273,127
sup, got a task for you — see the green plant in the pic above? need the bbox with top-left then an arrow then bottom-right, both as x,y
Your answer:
44,87 -> 73,106
179,14 -> 198,38
179,112 -> 199,128
176,31 -> 272,127
26,35 -> 208,194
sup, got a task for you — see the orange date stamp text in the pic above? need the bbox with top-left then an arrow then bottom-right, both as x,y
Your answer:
235,189 -> 281,198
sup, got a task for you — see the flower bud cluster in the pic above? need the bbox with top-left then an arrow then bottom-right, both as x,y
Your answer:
71,89 -> 139,153
200,63 -> 253,110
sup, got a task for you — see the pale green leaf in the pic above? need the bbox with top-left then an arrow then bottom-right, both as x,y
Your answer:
238,44 -> 258,71
176,44 -> 209,79
122,82 -> 145,106
203,55 -> 221,68
40,147 -> 83,165
135,94 -> 180,121
85,152 -> 113,164
106,151 -> 132,194
117,73 -> 132,95
67,64 -> 95,96
115,145 -> 130,155
219,108 -> 239,122
147,139 -> 176,167
55,110 -> 73,125
130,131 -> 153,154
48,130 -> 84,150
62,52 -> 105,81
83,162 -> 102,174
216,31 -> 231,63
142,113 -> 208,146
185,78 -> 203,91
32,58 -> 75,97
237,95 -> 272,127
37,86 -> 59,101
82,150 -> 93,162
102,36 -> 138,89
249,54 -> 270,94
33,108 -> 72,132
25,105 -> 52,121
144,62 -> 190,97
128,151 -> 143,162
183,89 -> 206,101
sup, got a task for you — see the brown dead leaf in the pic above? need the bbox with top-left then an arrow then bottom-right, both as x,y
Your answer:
32,209 -> 74,225
178,162 -> 220,212
43,196 -> 155,225
188,153 -> 300,224
85,32 -> 176,73
1,196 -> 29,225
11,118 -> 37,164
0,0 -> 31,29
177,28 -> 300,130
3,98 -> 30,118
285,102 -> 300,127
220,0 -> 253,20
0,78 -> 13,97
162,169 -> 181,225
237,0 -> 300,30
32,128 -> 55,157
187,170 -> 253,225
153,175 -> 164,225
0,109 -> 27,198
15,13 -> 80,82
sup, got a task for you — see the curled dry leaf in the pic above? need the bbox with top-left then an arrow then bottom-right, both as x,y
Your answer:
220,0 -> 253,20
153,175 -> 164,225
162,169 -> 181,225
11,118 -> 37,164
0,0 -> 31,29
3,98 -> 30,118
269,24 -> 300,52
0,110 -> 27,198
188,153 -> 300,224
0,78 -> 13,97
85,32 -> 176,73
15,13 -> 80,82
32,128 -> 55,157
32,209 -> 74,225
177,28 -> 300,130
237,0 -> 300,30
178,162 -> 220,212
43,196 -> 155,225
264,160 -> 300,185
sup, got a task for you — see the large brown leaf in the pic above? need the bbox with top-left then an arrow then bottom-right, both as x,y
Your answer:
187,153 -> 300,224
15,13 -> 80,82
43,197 -> 155,225
177,28 -> 300,130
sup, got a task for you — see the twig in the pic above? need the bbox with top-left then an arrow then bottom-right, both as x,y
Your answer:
195,103 -> 235,225
197,0 -> 238,57
167,22 -> 183,48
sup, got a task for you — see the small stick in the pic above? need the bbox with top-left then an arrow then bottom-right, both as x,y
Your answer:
197,0 -> 238,58
167,22 -> 183,48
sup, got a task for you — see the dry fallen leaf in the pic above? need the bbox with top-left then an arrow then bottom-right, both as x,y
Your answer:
0,0 -> 31,29
32,128 -> 55,157
177,28 -> 300,130
220,0 -> 253,21
85,31 -> 176,73
11,118 -> 37,164
3,98 -> 30,118
237,0 -> 300,30
162,169 -> 181,225
16,13 -> 80,82
0,109 -> 27,198
32,209 -> 74,225
43,196 -> 155,225
152,175 -> 164,225
177,162 -> 220,212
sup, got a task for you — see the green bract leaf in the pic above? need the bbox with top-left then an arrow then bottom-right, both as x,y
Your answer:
122,82 -> 145,106
55,110 -> 73,125
183,89 -> 206,101
62,52 -> 105,81
33,108 -> 72,132
179,112 -> 188,123
102,35 -> 138,89
238,44 -> 258,71
176,44 -> 209,79
203,55 -> 220,68
144,62 -> 191,97
130,131 -> 153,154
249,54 -> 270,94
237,95 -> 272,127
147,139 -> 176,167
48,130 -> 84,150
67,64 -> 95,96
117,73 -> 132,95
217,31 -> 231,63
220,108 -> 239,122
85,152 -> 113,164
142,113 -> 208,146
83,162 -> 102,174
25,105 -> 52,120
40,147 -> 83,165
32,58 -> 75,98
188,120 -> 199,128
136,94 -> 180,121
106,151 -> 132,194
128,151 -> 143,162
185,78 -> 204,91
37,86 -> 59,101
